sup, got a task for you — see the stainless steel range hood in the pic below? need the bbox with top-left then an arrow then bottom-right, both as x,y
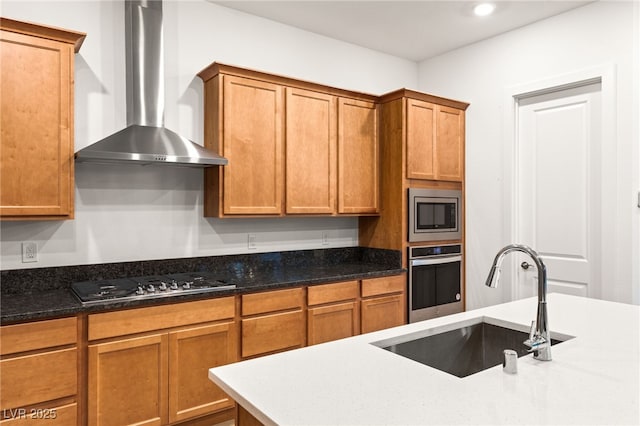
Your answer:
75,0 -> 227,167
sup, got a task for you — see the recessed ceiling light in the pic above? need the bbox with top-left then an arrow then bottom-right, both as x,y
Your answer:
473,3 -> 496,17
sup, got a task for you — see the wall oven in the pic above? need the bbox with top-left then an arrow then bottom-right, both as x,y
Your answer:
408,188 -> 462,242
409,244 -> 463,323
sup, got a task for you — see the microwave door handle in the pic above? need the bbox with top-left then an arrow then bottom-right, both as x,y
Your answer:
411,255 -> 462,266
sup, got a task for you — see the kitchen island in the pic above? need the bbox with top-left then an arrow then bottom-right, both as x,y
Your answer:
208,293 -> 639,425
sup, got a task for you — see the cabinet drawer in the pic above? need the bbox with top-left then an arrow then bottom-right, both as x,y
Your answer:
0,348 -> 76,409
0,403 -> 76,425
361,275 -> 406,298
241,310 -> 305,358
308,281 -> 358,306
88,297 -> 235,340
0,317 -> 76,356
242,288 -> 304,316
361,294 -> 405,334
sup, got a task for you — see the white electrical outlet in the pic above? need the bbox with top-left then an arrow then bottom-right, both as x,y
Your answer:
21,242 -> 38,263
322,231 -> 329,246
247,234 -> 257,250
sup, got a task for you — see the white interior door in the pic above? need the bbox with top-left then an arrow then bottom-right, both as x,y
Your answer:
515,82 -> 602,299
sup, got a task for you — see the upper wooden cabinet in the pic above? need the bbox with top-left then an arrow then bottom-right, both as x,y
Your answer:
0,18 -> 85,220
338,98 -> 379,214
198,63 -> 379,217
218,75 -> 284,215
285,87 -> 336,214
406,98 -> 465,182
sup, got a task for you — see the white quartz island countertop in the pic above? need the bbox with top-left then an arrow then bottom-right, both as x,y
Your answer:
209,294 -> 640,425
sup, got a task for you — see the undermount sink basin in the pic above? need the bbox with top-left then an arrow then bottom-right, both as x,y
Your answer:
373,317 -> 573,378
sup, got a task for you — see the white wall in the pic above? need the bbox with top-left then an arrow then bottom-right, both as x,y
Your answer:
417,1 -> 639,307
0,0 -> 417,270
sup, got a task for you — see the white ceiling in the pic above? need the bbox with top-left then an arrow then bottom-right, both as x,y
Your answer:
212,1 -> 592,62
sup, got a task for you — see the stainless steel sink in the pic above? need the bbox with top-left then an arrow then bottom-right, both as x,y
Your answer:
374,318 -> 572,378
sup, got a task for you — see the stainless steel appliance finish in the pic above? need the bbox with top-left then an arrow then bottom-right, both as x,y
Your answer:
382,321 -> 563,378
409,244 -> 463,323
408,188 -> 462,242
485,244 -> 552,361
71,271 -> 236,305
75,0 -> 228,167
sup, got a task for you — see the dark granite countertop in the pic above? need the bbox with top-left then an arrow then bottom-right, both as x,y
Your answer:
1,247 -> 404,324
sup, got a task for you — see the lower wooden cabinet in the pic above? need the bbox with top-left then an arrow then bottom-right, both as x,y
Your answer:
307,281 -> 360,345
0,318 -> 78,425
169,323 -> 236,423
361,294 -> 405,334
88,334 -> 168,426
0,403 -> 77,426
241,288 -> 305,358
361,275 -> 406,334
1,275 -> 405,426
87,298 -> 237,426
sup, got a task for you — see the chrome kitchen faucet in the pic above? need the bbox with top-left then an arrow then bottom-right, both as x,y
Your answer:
485,244 -> 552,361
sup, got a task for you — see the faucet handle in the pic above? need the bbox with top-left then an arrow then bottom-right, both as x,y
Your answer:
528,320 -> 536,340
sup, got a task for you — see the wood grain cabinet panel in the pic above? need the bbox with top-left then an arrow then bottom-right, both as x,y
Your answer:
200,63 -> 381,218
406,99 -> 436,180
435,105 -> 464,182
87,299 -> 238,424
168,322 -> 237,423
337,98 -> 380,214
307,281 -> 358,306
406,98 -> 464,182
307,281 -> 360,345
285,87 -> 337,214
0,317 -> 76,356
0,403 -> 77,426
241,288 -> 304,316
0,348 -> 77,410
88,334 -> 168,426
361,275 -> 406,334
0,18 -> 84,220
220,75 -> 284,215
88,297 -> 235,341
308,301 -> 359,345
241,310 -> 305,358
361,275 -> 406,298
361,294 -> 405,334
0,316 -> 78,422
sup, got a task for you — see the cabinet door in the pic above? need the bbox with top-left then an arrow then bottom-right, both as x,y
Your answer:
406,99 -> 436,180
337,98 -> 379,214
307,301 -> 359,345
285,88 -> 336,214
168,322 -> 237,423
222,75 -> 283,215
241,310 -> 305,358
435,105 -> 464,182
0,30 -> 74,218
88,334 -> 168,426
361,294 -> 405,334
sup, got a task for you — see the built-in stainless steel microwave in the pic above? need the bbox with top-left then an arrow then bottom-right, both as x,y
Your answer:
408,188 -> 462,242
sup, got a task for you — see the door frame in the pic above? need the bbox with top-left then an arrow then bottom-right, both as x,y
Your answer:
501,64 -> 616,302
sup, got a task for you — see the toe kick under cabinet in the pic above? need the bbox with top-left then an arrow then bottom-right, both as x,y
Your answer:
86,298 -> 237,426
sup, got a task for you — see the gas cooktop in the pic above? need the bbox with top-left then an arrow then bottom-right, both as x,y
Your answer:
71,271 -> 236,305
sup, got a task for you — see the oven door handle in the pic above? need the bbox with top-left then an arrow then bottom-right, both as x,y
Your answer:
411,255 -> 462,266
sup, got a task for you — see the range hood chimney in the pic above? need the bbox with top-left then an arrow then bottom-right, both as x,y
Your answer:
75,0 -> 227,167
